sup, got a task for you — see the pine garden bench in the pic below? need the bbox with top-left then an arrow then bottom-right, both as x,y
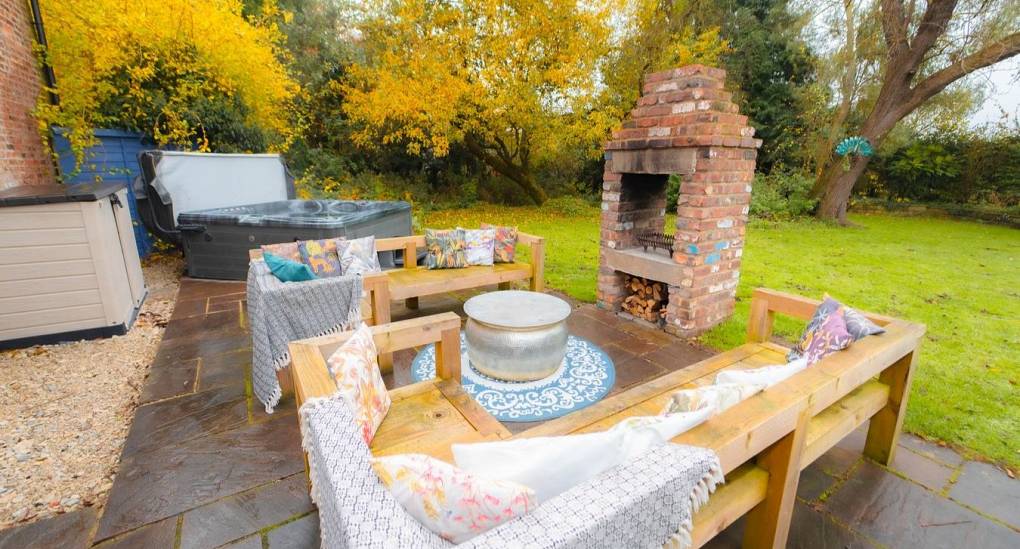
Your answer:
372,232 -> 545,312
287,288 -> 924,549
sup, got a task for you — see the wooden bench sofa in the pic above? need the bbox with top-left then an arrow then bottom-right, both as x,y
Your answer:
373,231 -> 545,312
249,229 -> 544,369
288,288 -> 925,548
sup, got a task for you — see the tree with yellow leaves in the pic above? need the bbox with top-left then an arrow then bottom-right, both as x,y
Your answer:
36,0 -> 297,165
342,0 -> 614,204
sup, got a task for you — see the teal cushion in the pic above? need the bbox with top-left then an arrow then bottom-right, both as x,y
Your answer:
264,251 -> 317,282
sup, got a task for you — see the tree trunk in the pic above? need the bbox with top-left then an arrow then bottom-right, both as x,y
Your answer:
810,0 -> 1020,223
816,155 -> 873,223
463,135 -> 547,205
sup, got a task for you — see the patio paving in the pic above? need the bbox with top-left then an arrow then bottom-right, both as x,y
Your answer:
1,278 -> 1017,548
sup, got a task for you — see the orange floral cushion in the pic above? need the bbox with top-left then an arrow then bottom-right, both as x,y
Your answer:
260,242 -> 301,262
326,323 -> 390,444
481,224 -> 517,263
371,453 -> 536,543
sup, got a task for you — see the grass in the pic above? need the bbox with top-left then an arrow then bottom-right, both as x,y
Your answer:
424,205 -> 1020,468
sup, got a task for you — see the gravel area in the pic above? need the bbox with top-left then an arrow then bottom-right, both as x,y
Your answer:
0,253 -> 183,530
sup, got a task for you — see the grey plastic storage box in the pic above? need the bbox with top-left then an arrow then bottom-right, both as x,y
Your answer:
0,182 -> 147,349
134,151 -> 412,280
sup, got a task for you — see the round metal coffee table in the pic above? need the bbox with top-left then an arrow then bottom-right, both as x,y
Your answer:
463,290 -> 572,381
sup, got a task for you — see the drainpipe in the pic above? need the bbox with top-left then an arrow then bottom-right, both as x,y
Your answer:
28,0 -> 59,106
27,0 -> 64,182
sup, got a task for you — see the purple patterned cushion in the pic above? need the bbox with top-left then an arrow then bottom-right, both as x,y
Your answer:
788,297 -> 854,364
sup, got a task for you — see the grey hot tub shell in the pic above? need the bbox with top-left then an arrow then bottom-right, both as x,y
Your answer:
134,151 -> 412,280
177,200 -> 411,279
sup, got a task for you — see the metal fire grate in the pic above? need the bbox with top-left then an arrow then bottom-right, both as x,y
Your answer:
637,231 -> 674,253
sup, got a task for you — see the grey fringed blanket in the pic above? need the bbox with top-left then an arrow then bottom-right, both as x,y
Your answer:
247,260 -> 362,413
300,392 -> 724,549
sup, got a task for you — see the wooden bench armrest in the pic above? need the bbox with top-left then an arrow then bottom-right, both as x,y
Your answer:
516,231 -> 545,291
289,312 -> 463,402
746,287 -> 902,343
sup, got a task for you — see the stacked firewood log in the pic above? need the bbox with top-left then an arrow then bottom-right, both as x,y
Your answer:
621,275 -> 667,322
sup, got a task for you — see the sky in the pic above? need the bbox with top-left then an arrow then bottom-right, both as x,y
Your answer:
967,56 -> 1020,130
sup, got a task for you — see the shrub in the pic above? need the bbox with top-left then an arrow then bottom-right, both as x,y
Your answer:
38,0 -> 296,165
749,172 -> 817,219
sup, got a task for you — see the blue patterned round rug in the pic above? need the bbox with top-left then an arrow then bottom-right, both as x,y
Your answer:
411,334 -> 615,422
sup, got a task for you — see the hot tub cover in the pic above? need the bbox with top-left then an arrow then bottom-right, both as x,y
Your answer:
177,199 -> 411,229
144,151 -> 293,229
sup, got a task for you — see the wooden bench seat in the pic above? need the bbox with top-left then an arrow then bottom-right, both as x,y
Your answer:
384,262 -> 534,301
374,231 -> 545,312
289,288 -> 924,549
288,312 -> 512,467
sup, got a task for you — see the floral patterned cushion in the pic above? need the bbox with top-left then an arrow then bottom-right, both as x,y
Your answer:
459,227 -> 496,266
298,239 -> 343,278
424,229 -> 468,270
260,242 -> 301,263
336,236 -> 382,276
370,453 -> 536,543
660,382 -> 766,416
788,298 -> 854,364
326,323 -> 390,444
481,223 -> 517,263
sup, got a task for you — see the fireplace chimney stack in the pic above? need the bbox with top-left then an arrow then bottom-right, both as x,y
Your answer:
597,65 -> 761,337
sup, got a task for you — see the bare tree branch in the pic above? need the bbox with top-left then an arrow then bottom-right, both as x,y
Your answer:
880,0 -> 909,54
908,0 -> 958,65
902,32 -> 1020,116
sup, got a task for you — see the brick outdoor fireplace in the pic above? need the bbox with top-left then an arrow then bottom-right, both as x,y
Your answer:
597,65 -> 761,337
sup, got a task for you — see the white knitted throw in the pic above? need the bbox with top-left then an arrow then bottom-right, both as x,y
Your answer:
246,260 -> 362,413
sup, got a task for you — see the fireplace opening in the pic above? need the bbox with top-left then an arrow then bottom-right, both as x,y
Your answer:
617,173 -> 669,251
620,274 -> 667,325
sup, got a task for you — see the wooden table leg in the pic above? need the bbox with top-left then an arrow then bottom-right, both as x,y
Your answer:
864,350 -> 918,465
742,409 -> 809,549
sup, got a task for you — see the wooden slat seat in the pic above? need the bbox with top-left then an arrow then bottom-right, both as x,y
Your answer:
384,262 -> 533,301
373,231 -> 545,313
288,312 -> 513,467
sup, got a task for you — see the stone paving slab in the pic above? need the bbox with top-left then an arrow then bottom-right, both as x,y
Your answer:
889,445 -> 955,492
93,516 -> 177,549
949,460 -> 1020,528
826,461 -> 1017,548
0,507 -> 97,549
94,412 -> 304,542
265,513 -> 320,549
180,473 -> 313,549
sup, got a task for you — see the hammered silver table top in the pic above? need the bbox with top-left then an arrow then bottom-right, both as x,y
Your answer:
464,290 -> 571,328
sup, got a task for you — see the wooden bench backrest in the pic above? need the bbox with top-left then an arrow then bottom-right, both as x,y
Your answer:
746,287 -> 899,344
287,312 -> 463,409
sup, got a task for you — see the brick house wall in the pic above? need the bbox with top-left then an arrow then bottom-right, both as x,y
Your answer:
0,0 -> 55,191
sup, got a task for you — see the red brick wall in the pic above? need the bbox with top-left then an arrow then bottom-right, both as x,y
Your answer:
0,0 -> 55,190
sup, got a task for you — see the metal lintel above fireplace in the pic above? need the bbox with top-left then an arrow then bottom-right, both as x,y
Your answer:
607,148 -> 697,175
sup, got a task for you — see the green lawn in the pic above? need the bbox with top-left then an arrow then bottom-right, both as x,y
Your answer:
425,205 -> 1020,467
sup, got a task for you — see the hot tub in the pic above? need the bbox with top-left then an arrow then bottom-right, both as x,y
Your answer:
134,151 -> 413,279
177,199 -> 411,279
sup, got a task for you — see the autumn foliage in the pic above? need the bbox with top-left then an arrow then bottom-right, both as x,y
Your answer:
36,0 -> 297,163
